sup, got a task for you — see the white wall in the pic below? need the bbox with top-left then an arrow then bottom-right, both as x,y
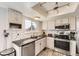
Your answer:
0,7 -> 8,51
0,7 -> 42,52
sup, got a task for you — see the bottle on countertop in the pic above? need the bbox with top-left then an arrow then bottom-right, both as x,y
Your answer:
42,31 -> 46,37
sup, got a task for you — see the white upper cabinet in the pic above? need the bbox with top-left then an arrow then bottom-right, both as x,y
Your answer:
55,18 -> 68,26
55,19 -> 62,26
42,21 -> 48,30
8,9 -> 23,24
48,20 -> 55,30
42,20 -> 55,30
61,18 -> 68,25
69,16 -> 76,30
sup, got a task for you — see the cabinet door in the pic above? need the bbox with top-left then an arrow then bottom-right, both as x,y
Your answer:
69,16 -> 76,30
47,37 -> 54,49
70,40 -> 76,56
42,21 -> 48,30
35,40 -> 41,55
40,38 -> 46,51
61,18 -> 68,25
48,20 -> 55,30
8,9 -> 16,23
55,19 -> 62,26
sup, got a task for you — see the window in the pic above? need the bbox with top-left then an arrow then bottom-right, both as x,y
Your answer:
31,22 -> 37,30
25,19 -> 31,31
25,18 -> 37,31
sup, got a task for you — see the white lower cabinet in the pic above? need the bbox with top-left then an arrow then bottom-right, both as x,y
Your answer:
46,37 -> 54,49
35,39 -> 41,55
13,43 -> 21,56
70,40 -> 76,56
41,38 -> 46,51
35,38 -> 46,55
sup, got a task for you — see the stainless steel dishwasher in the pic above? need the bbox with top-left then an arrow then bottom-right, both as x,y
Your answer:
21,41 -> 35,56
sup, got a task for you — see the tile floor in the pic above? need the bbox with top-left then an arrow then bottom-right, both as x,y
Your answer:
38,48 -> 66,56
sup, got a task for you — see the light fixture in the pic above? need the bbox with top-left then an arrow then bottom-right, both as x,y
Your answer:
34,16 -> 40,20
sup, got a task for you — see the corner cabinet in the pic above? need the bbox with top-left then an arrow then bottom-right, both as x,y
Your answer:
46,37 -> 54,49
35,38 -> 46,55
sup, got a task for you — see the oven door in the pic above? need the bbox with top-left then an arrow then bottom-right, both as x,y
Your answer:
54,40 -> 70,51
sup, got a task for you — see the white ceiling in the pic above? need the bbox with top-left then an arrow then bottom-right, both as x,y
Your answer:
40,2 -> 70,11
41,2 -> 56,11
0,2 -> 45,21
33,2 -> 79,21
0,2 -> 79,21
0,2 -> 38,14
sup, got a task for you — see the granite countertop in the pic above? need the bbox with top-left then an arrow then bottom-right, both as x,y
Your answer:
12,35 -> 46,47
12,34 -> 75,47
12,38 -> 36,47
47,36 -> 54,38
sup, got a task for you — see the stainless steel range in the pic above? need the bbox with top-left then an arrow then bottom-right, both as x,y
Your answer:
54,31 -> 76,55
